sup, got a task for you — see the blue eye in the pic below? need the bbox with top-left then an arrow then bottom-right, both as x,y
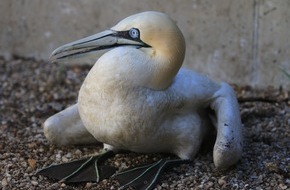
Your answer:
129,28 -> 139,39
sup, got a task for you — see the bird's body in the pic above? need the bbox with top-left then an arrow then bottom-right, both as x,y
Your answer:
39,11 -> 243,189
79,64 -> 218,158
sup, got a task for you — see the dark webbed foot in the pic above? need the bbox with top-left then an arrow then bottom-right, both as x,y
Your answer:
37,150 -> 116,183
38,152 -> 190,189
113,159 -> 190,190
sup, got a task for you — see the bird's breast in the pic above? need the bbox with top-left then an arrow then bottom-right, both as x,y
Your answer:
78,73 -> 167,150
77,66 -> 214,153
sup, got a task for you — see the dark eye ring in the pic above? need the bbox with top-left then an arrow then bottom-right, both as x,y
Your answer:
129,28 -> 139,39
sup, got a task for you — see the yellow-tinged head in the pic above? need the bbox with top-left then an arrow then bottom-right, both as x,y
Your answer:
112,12 -> 185,89
50,11 -> 185,90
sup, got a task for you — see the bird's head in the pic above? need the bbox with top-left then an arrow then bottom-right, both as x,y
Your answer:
50,11 -> 185,89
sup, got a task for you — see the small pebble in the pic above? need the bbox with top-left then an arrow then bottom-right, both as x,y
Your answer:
56,154 -> 61,162
31,181 -> 38,186
75,149 -> 82,155
85,182 -> 93,188
2,178 -> 8,187
279,184 -> 288,190
66,152 -> 72,158
161,182 -> 169,188
27,159 -> 36,169
62,156 -> 69,162
218,177 -> 226,186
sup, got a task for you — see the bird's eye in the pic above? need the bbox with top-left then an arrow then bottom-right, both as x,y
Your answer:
129,28 -> 139,39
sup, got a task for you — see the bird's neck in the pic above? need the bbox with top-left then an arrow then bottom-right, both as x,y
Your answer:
144,38 -> 185,90
85,43 -> 185,92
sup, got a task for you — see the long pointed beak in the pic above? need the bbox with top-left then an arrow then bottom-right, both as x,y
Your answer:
50,29 -> 150,64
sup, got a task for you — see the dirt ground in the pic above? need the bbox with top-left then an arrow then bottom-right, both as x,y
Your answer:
0,57 -> 289,190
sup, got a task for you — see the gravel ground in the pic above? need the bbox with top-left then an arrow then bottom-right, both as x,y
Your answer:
0,57 -> 289,190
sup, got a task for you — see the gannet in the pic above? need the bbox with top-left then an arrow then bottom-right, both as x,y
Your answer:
38,11 -> 243,190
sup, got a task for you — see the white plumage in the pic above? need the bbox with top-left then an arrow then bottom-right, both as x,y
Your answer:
44,11 -> 242,170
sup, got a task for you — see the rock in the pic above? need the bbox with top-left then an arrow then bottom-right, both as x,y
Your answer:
1,178 -> 8,187
265,162 -> 280,173
75,149 -> 82,155
66,152 -> 72,158
27,159 -> 36,170
85,182 -> 93,188
218,177 -> 227,186
31,180 -> 38,186
279,183 -> 288,190
62,156 -> 69,162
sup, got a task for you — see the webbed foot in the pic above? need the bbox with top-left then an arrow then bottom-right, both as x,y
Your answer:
113,159 -> 190,190
37,150 -> 116,183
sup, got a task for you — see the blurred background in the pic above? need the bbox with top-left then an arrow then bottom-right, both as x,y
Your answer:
1,0 -> 289,89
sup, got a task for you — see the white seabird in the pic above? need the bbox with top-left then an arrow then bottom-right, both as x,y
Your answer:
39,11 -> 243,189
